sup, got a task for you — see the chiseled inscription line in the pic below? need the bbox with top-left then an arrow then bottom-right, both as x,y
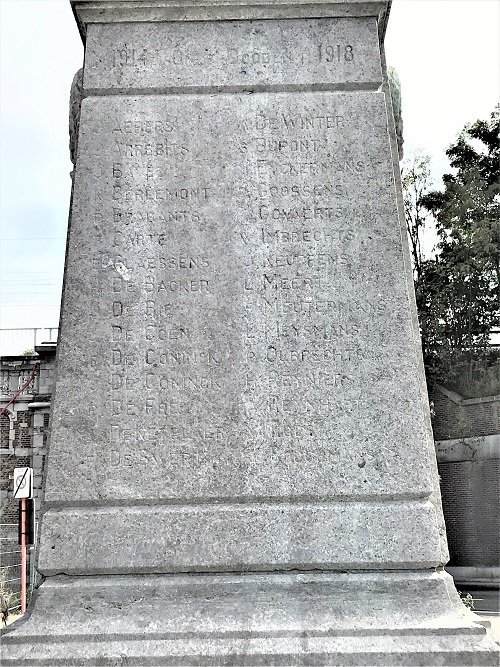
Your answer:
44,495 -> 432,510
83,81 -> 381,97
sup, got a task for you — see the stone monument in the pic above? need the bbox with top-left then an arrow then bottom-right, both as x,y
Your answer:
2,0 -> 499,664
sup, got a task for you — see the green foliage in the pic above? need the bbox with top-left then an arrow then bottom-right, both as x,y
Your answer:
21,349 -> 35,357
446,351 -> 500,398
458,591 -> 475,611
410,107 -> 500,389
0,567 -> 19,622
401,152 -> 432,280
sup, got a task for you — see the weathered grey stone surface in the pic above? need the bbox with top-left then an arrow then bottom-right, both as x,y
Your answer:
84,18 -> 381,91
2,0 -> 499,664
3,571 -> 498,664
39,501 -> 443,574
388,65 -> 404,159
72,0 -> 392,31
39,88 -> 447,576
69,67 -> 83,165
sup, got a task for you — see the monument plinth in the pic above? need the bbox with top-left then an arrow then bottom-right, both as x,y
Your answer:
2,0 -> 498,664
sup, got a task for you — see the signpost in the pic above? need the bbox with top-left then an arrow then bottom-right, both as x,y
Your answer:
14,467 -> 33,614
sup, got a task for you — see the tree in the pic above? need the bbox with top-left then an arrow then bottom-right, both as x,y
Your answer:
408,108 -> 500,391
401,152 -> 432,281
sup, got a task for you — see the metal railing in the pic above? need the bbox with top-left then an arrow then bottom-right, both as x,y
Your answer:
0,524 -> 39,622
1,368 -> 39,398
0,329 -> 58,357
0,526 -> 22,616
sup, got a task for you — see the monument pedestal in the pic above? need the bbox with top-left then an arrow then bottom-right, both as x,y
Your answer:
2,1 -> 499,664
5,571 -> 498,665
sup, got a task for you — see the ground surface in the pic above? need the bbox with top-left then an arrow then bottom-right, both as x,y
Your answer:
480,615 -> 500,642
470,588 -> 500,644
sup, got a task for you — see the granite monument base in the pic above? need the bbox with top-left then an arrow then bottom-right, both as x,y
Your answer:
3,570 -> 498,665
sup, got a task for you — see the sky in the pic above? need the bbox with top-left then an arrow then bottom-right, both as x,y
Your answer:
0,0 -> 499,354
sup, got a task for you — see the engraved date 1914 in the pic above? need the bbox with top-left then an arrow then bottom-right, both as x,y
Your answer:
113,47 -> 148,67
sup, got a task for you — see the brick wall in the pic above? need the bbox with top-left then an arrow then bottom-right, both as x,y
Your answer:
432,384 -> 500,577
0,413 -> 9,448
14,411 -> 33,448
431,385 -> 500,441
439,458 -> 500,567
43,413 -> 49,448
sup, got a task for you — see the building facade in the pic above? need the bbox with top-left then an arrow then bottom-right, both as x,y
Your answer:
1,344 -> 56,527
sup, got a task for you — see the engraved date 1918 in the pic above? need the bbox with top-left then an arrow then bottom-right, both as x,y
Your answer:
318,44 -> 354,63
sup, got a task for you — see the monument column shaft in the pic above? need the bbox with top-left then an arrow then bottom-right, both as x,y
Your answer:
37,4 -> 449,577
2,2 -> 498,664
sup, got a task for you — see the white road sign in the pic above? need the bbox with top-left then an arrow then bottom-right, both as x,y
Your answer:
13,467 -> 33,499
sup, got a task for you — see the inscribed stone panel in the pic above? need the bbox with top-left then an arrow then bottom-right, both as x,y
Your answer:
46,92 -> 433,506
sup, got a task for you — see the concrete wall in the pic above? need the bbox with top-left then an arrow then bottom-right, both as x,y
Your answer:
433,385 -> 500,587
